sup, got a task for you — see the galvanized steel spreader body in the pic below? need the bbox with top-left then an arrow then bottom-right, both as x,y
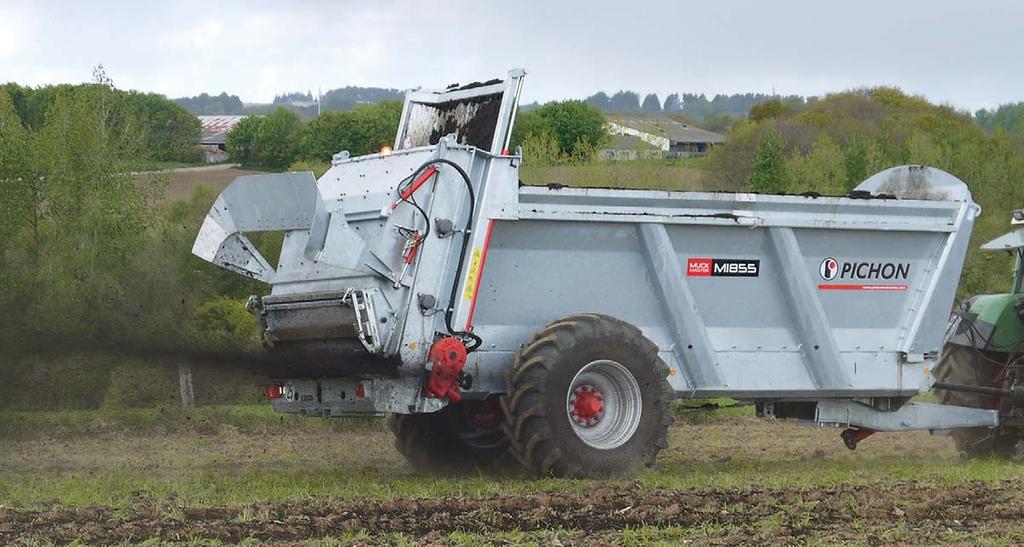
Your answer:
194,70 -> 997,470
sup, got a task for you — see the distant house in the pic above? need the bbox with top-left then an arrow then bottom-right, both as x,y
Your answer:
601,115 -> 725,160
198,115 -> 248,163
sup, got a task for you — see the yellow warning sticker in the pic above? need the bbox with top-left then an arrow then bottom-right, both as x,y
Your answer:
463,248 -> 483,301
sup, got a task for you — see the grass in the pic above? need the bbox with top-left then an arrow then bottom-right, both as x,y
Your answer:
520,157 -> 724,192
2,403 -> 1021,510
6,404 -> 1024,543
131,159 -> 210,172
0,404 -> 362,439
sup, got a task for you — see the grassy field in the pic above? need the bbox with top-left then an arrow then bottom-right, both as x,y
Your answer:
520,158 -> 723,192
132,160 -> 211,172
4,404 -> 1024,544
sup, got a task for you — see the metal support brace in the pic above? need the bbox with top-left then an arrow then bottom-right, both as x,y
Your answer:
814,400 -> 999,431
637,223 -> 723,389
768,227 -> 851,390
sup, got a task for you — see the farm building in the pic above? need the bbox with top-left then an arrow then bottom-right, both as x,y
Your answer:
602,115 -> 725,160
197,115 -> 247,163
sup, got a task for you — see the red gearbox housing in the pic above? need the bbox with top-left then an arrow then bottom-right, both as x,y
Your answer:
425,336 -> 468,402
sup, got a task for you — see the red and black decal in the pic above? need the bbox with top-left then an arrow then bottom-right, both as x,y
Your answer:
687,258 -> 760,277
817,257 -> 909,291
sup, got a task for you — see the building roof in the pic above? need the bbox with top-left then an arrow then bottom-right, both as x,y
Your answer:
198,115 -> 248,145
607,134 -> 659,150
606,115 -> 725,145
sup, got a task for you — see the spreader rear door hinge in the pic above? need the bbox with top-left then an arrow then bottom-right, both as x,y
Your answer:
346,289 -> 383,354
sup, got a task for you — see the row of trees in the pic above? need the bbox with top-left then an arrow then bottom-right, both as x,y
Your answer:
583,91 -> 683,115
178,86 -> 405,119
706,89 -> 1024,297
2,78 -> 200,163
0,75 -> 271,409
226,99 -> 610,170
175,92 -> 246,116
225,101 -> 403,169
975,103 -> 1024,135
0,70 -> 270,350
578,90 -> 814,121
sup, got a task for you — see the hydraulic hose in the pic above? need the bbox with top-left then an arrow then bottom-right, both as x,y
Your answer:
402,158 -> 483,352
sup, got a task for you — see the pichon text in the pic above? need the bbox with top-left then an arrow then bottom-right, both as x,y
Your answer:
838,261 -> 910,280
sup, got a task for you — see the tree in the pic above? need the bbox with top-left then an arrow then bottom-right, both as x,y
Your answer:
9,83 -> 156,347
784,134 -> 847,194
256,108 -> 303,169
320,86 -> 402,111
520,131 -> 563,167
175,92 -> 245,115
225,108 -> 304,169
975,103 -> 1024,134
585,92 -> 611,111
225,115 -> 262,165
123,91 -> 201,161
749,99 -> 794,122
1,82 -> 200,162
509,110 -> 553,152
0,90 -> 32,270
663,93 -> 682,113
842,137 -> 870,189
748,131 -> 788,193
641,93 -> 662,115
701,114 -> 736,134
301,101 -> 401,162
530,100 -> 607,157
608,91 -> 641,113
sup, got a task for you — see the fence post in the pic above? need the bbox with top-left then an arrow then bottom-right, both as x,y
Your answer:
177,362 -> 195,408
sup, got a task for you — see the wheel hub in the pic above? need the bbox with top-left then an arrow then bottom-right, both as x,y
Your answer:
570,384 -> 605,426
565,359 -> 643,450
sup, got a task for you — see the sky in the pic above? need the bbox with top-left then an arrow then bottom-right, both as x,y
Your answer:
1,0 -> 1022,112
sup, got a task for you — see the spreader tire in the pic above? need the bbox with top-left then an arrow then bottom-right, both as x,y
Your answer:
389,399 -> 509,471
935,343 -> 1023,458
501,313 -> 675,478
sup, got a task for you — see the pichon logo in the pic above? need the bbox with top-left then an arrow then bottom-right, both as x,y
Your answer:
819,257 -> 910,280
688,258 -> 760,277
820,257 -> 839,280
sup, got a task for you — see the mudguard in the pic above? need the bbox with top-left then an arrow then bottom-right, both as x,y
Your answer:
948,294 -> 1024,351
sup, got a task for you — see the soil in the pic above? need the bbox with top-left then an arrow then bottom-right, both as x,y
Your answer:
3,408 -> 1018,544
1,480 -> 1020,545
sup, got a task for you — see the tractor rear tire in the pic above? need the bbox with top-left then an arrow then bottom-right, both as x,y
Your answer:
501,313 -> 675,478
389,398 -> 510,472
935,343 -> 1023,458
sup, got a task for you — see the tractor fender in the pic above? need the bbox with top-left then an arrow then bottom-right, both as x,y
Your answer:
947,294 -> 1024,351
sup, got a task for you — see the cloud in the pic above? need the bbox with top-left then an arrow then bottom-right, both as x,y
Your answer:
162,20 -> 226,52
2,0 -> 1023,111
0,7 -> 29,59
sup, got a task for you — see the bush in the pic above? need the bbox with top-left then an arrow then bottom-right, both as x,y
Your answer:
226,108 -> 304,169
301,101 -> 401,162
511,101 -> 607,160
532,100 -> 607,155
188,296 -> 258,350
748,131 -> 788,193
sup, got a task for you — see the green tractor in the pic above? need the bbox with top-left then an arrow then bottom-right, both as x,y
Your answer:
938,208 -> 1024,457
